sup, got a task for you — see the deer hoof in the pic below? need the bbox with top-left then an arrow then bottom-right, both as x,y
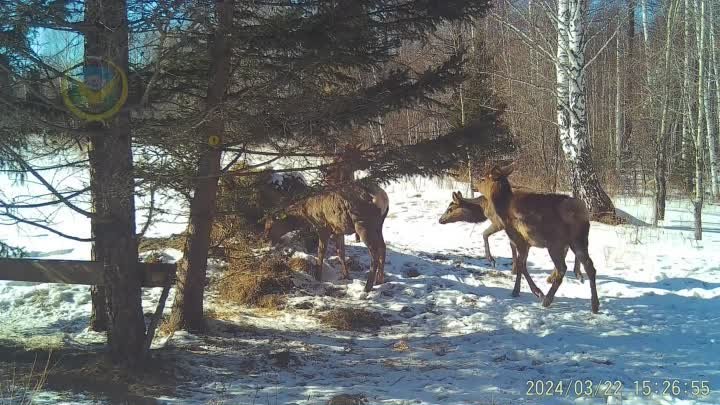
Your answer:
542,296 -> 553,308
511,289 -> 520,298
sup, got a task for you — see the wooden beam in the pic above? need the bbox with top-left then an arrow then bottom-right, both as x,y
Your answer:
0,259 -> 175,287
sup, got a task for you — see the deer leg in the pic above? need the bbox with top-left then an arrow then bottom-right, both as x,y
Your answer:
364,247 -> 379,292
374,231 -> 386,285
573,255 -> 584,283
482,224 -> 500,268
356,225 -> 378,292
334,234 -> 350,280
571,243 -> 599,313
511,243 -> 528,297
542,245 -> 569,309
510,242 -> 517,274
519,255 -> 545,299
547,246 -> 568,284
315,231 -> 329,281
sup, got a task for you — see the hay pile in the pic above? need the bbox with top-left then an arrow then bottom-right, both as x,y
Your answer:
217,255 -> 297,309
320,307 -> 389,331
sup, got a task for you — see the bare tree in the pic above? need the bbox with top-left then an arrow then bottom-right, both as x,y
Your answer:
653,0 -> 680,225
694,0 -> 707,240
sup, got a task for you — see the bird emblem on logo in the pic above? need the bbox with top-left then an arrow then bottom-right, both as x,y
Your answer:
61,56 -> 128,122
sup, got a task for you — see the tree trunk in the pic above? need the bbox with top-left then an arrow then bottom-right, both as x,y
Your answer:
85,0 -> 146,365
705,76 -> 719,198
168,0 -> 234,332
640,0 -> 650,48
706,4 -> 719,198
615,27 -> 624,170
624,0 -> 635,147
654,0 -> 679,225
681,0 -> 693,193
556,0 -> 572,189
563,0 -> 616,221
89,129 -> 108,331
713,10 -> 720,162
694,0 -> 706,240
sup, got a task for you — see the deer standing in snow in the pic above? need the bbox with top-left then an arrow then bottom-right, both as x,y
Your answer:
475,164 -> 600,313
439,191 -> 583,284
264,182 -> 389,292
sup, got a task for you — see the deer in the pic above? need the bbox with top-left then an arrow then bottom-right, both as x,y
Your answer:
324,144 -> 365,242
264,182 -> 389,292
475,164 -> 600,313
438,191 -> 583,284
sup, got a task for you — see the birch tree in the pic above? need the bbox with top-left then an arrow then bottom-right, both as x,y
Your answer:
705,3 -> 719,198
563,0 -> 616,218
492,0 -> 616,220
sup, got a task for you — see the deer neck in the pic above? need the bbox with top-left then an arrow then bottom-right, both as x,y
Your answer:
487,179 -> 513,220
461,199 -> 489,223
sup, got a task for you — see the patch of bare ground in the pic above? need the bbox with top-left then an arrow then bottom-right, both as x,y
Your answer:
0,345 -> 178,404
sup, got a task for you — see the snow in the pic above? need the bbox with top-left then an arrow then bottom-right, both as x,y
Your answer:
1,173 -> 720,404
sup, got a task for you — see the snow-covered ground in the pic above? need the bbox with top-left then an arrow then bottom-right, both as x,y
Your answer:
1,174 -> 720,404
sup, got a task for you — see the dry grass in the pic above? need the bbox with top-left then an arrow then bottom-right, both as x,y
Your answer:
216,255 -> 296,309
139,233 -> 186,253
0,352 -> 50,405
392,339 -> 411,352
288,256 -> 313,274
319,308 -> 389,331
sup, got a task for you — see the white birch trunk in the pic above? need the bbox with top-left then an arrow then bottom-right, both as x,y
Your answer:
641,0 -> 650,47
705,78 -> 718,198
563,0 -> 615,219
706,4 -> 719,197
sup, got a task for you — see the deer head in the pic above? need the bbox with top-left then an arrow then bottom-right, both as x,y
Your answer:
476,163 -> 514,197
438,191 -> 488,224
263,211 -> 298,244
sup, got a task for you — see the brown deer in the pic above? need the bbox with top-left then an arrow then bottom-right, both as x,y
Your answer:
438,191 -> 583,284
475,164 -> 600,313
324,144 -> 366,242
264,182 -> 389,292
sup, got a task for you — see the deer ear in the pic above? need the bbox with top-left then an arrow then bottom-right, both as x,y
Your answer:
452,191 -> 460,203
